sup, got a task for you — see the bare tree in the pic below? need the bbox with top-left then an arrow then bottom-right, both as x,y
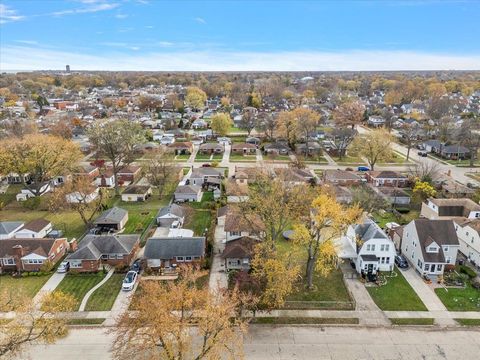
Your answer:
457,116 -> 480,167
142,147 -> 179,198
408,159 -> 441,183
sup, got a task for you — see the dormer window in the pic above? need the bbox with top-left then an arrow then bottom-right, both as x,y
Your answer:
443,246 -> 449,252
426,246 -> 438,253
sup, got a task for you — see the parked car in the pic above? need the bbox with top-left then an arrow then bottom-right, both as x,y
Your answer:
130,259 -> 142,274
217,137 -> 231,145
122,271 -> 138,291
394,255 -> 409,269
357,166 -> 370,171
417,151 -> 428,157
201,163 -> 212,167
57,261 -> 70,273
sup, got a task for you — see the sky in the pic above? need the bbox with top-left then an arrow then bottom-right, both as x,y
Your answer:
1,0 -> 480,71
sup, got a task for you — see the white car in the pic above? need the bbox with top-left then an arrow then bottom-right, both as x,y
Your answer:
122,271 -> 138,291
57,261 -> 70,273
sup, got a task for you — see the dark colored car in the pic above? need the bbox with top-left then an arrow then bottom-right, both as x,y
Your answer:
417,151 -> 428,157
201,163 -> 212,167
130,259 -> 142,274
395,255 -> 409,269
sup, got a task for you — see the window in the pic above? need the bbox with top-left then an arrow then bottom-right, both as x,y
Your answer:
366,244 -> 371,251
109,254 -> 116,259
70,260 -> 82,268
424,264 -> 429,271
371,245 -> 375,251
176,256 -> 184,262
443,246 -> 449,252
437,264 -> 443,271
193,256 -> 200,260
116,254 -> 123,259
381,257 -> 385,264
185,256 -> 192,262
446,257 -> 451,264
5,258 -> 15,265
386,257 -> 390,264
380,244 -> 385,251
417,259 -> 422,268
385,244 -> 389,252
101,254 -> 108,260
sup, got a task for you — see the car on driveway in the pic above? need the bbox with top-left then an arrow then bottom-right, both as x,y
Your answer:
57,261 -> 70,273
130,259 -> 142,274
122,271 -> 138,291
417,151 -> 428,157
395,255 -> 409,269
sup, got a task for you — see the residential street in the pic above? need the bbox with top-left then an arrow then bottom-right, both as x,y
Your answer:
26,326 -> 480,360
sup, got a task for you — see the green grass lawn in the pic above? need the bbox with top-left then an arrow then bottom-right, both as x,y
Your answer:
390,318 -> 434,325
435,283 -> 480,311
67,318 -> 106,325
228,125 -> 246,134
302,156 -> 329,164
455,318 -> 480,326
184,209 -> 212,236
212,153 -> 223,160
230,153 -> 257,162
175,154 -> 191,161
367,269 -> 427,311
378,151 -> 411,165
55,273 -> 106,310
84,273 -> 124,311
252,317 -> 359,325
194,153 -> 213,161
333,154 -> 366,165
0,274 -> 51,299
117,195 -> 170,235
372,211 -> 399,228
264,155 -> 291,162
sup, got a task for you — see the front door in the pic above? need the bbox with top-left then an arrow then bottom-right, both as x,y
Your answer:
430,264 -> 436,273
164,260 -> 170,268
367,263 -> 374,273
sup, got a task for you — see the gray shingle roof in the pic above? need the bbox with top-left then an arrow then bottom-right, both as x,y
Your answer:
144,237 -> 205,259
175,185 -> 201,194
156,204 -> 185,219
67,234 -> 139,260
0,221 -> 24,235
93,207 -> 128,225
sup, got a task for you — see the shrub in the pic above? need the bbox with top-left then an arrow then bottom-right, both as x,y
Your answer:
40,260 -> 54,273
471,277 -> 480,289
459,265 -> 477,279
22,196 -> 41,210
396,207 -> 410,214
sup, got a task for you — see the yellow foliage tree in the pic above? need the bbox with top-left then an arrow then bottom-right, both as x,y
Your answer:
350,129 -> 394,170
210,113 -> 232,136
185,86 -> 207,110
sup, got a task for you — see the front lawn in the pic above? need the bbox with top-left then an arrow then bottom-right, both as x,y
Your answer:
390,318 -> 434,325
333,154 -> 366,165
230,153 -> 257,162
367,269 -> 427,311
455,318 -> 480,326
67,318 -> 106,325
85,273 -> 124,311
302,156 -> 329,164
435,283 -> 480,311
0,274 -> 51,299
264,155 -> 291,162
252,317 -> 359,325
175,154 -> 191,161
378,151 -> 411,165
195,153 -> 212,161
55,273 -> 106,310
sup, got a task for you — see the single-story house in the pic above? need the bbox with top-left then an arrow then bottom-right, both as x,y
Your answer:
118,166 -> 142,183
221,236 -> 259,271
189,167 -> 223,187
16,183 -> 52,201
199,143 -> 224,154
168,141 -> 193,155
374,187 -> 411,206
156,204 -> 186,227
323,169 -> 363,186
95,171 -> 115,188
66,189 -> 99,204
0,221 -> 24,240
93,207 -> 129,231
121,185 -> 152,202
174,185 -> 203,202
74,165 -> 100,180
295,142 -> 322,156
231,143 -> 257,155
225,180 -> 249,203
224,207 -> 264,242
274,168 -> 315,185
263,143 -> 290,155
246,137 -> 261,146
144,236 -> 206,269
14,219 -> 53,239
400,219 -> 459,276
439,145 -> 470,160
66,234 -> 139,272
366,171 -> 409,187
367,116 -> 386,128
0,238 -> 69,272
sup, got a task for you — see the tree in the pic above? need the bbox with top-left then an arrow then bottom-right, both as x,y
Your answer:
0,290 -> 76,359
49,176 -> 106,227
291,108 -> 320,156
350,186 -> 388,214
185,86 -> 207,111
426,96 -> 451,121
210,113 -> 232,137
381,108 -> 395,132
88,119 -> 145,195
457,116 -> 480,167
258,113 -> 277,140
399,123 -> 420,161
350,129 -> 394,171
330,128 -> 357,159
276,111 -> 297,148
333,100 -> 365,129
407,159 -> 441,184
35,94 -> 49,111
50,119 -> 73,139
111,267 -> 251,360
247,92 -> 262,109
412,181 -> 437,204
138,95 -> 161,114
292,193 -> 362,289
0,134 -> 82,196
238,109 -> 257,136
142,147 -> 179,198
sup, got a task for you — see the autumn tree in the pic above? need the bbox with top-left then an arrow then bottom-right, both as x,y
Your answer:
426,96 -> 451,121
408,159 -> 440,184
185,86 -> 207,111
210,113 -> 232,136
0,290 -> 76,359
350,129 -> 394,171
258,113 -> 277,140
330,128 -> 357,159
276,111 -> 297,148
111,267 -> 251,360
142,147 -> 179,198
350,186 -> 388,214
50,119 -> 73,139
49,176 -> 106,227
399,122 -> 421,161
333,99 -> 365,129
0,134 -> 82,196
291,108 -> 320,157
293,193 -> 362,289
412,181 -> 437,204
457,116 -> 480,167
238,108 -> 257,136
88,119 -> 145,195
247,92 -> 262,109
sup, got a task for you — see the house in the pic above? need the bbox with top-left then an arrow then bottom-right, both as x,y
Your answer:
330,185 -> 354,204
118,166 -> 142,183
338,219 -> 396,276
66,189 -> 99,204
455,219 -> 480,267
366,171 -> 409,187
400,219 -> 459,276
199,143 -> 224,154
231,143 -> 257,155
192,119 -> 208,129
156,204 -> 186,227
16,183 -> 52,201
121,185 -> 152,202
224,207 -> 264,242
374,187 -> 411,206
144,236 -> 206,269
14,219 -> 53,239
93,207 -> 128,231
246,137 -> 261,146
367,116 -> 385,128
189,167 -> 223,187
0,221 -> 24,240
323,170 -> 363,186
295,142 -> 322,156
95,170 -> 115,188
221,236 -> 259,271
225,180 -> 249,203
66,234 -> 140,272
274,168 -> 315,185
160,136 -> 176,145
0,238 -> 69,272
263,143 -> 290,155
168,142 -> 193,155
439,145 -> 470,160
422,140 -> 442,153
174,185 -> 203,202
421,198 -> 480,220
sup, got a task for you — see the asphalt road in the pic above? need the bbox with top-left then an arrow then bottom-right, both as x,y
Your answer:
26,326 -> 480,360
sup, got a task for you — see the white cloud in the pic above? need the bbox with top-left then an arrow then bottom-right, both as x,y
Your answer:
157,41 -> 174,47
14,40 -> 38,45
1,46 -> 479,71
115,13 -> 128,19
0,4 -> 25,24
195,17 -> 206,24
51,3 -> 119,16
145,25 -> 154,29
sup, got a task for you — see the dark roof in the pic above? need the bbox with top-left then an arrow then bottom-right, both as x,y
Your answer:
94,207 -> 128,225
144,237 -> 205,259
360,254 -> 378,262
21,219 -> 51,233
368,171 -> 407,179
175,185 -> 201,194
191,167 -> 223,177
123,185 -> 151,195
430,198 -> 480,217
67,234 -> 139,260
441,145 -> 470,154
413,219 -> 458,263
324,169 -> 361,182
221,237 -> 259,259
156,204 -> 185,219
231,143 -> 257,150
0,238 -> 57,258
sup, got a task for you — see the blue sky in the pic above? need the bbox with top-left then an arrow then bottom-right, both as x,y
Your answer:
1,0 -> 479,71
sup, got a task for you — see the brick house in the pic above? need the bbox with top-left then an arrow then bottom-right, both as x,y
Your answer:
323,170 -> 363,186
366,171 -> 409,187
231,143 -> 257,155
144,236 -> 206,269
0,238 -> 69,273
117,166 -> 142,183
65,234 -> 140,272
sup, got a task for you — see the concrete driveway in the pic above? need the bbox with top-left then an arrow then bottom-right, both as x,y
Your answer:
401,268 -> 448,312
208,219 -> 227,294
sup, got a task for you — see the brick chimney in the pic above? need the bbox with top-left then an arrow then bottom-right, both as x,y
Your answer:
12,245 -> 26,271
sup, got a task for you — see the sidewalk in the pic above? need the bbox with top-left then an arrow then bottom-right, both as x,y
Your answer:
33,272 -> 66,307
78,268 -> 114,311
208,218 -> 228,295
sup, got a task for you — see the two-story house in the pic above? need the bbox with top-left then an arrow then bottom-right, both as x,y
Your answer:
421,198 -> 480,220
455,219 -> 480,266
400,219 -> 459,276
189,168 -> 223,187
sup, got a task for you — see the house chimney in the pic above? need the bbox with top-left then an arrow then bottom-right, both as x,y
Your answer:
12,245 -> 26,258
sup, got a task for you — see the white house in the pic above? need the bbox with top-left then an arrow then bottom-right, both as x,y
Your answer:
455,219 -> 480,267
66,189 -> 99,204
367,116 -> 386,127
339,219 -> 396,276
95,172 -> 115,188
400,219 -> 459,276
174,185 -> 203,202
14,219 -> 53,239
16,183 -> 52,201
156,204 -> 185,227
0,221 -> 24,240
